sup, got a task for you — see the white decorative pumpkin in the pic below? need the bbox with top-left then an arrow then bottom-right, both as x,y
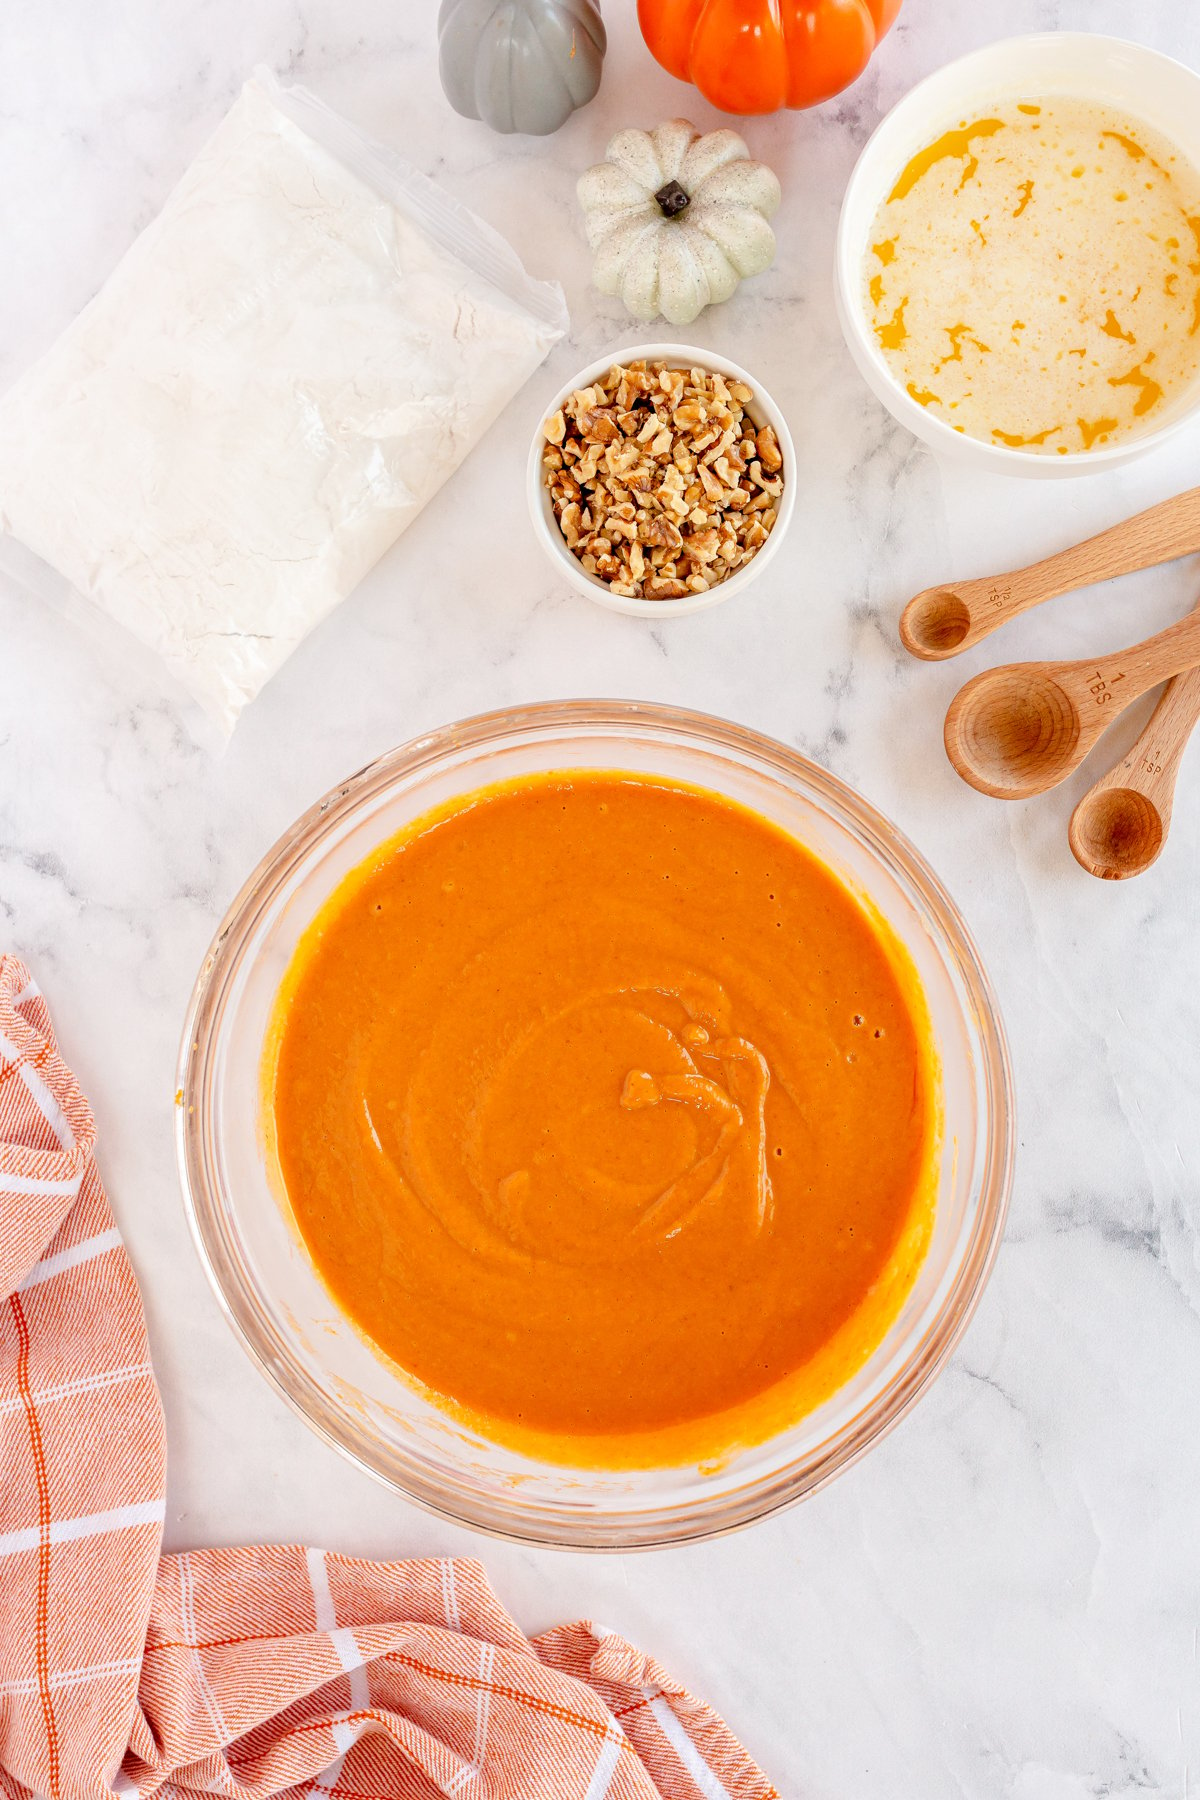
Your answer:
577,119 -> 780,327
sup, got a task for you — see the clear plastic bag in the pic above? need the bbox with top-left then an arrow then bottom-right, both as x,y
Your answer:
0,71 -> 567,736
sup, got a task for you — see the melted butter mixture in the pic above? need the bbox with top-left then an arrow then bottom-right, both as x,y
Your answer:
266,773 -> 938,1467
864,98 -> 1200,453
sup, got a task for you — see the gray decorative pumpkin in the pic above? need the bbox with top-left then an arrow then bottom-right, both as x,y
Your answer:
438,0 -> 606,137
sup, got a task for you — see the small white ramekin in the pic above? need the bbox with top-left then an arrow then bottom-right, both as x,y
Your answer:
527,341 -> 796,616
835,34 -> 1200,478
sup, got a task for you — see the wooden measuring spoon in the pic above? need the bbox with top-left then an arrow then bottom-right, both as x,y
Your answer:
900,486 -> 1200,661
1068,662 -> 1200,878
944,604 -> 1200,799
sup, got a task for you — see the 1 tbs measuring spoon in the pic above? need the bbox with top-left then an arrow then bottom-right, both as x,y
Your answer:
944,603 -> 1200,800
901,485 -> 1200,661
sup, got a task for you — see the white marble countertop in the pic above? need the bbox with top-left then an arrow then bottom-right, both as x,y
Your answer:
4,3 -> 1199,1794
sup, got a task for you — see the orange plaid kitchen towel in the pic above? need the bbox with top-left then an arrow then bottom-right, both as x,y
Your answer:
0,957 -> 777,1800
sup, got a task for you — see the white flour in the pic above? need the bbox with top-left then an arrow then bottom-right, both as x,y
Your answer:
0,74 -> 566,732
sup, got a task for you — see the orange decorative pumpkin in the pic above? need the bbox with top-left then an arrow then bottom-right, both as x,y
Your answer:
637,0 -> 902,114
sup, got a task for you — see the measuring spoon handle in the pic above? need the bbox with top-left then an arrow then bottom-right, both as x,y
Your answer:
1098,667 -> 1200,805
1085,598 -> 1200,702
901,485 -> 1200,661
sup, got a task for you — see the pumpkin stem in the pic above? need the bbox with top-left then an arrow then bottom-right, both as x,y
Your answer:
654,179 -> 691,219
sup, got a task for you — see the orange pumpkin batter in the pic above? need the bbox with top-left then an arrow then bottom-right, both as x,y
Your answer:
266,772 -> 938,1466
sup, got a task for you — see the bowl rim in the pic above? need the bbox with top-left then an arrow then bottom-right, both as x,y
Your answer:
835,30 -> 1200,475
177,699 -> 1016,1549
526,341 -> 797,617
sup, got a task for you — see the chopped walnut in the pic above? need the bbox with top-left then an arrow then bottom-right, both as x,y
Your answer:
542,360 -> 783,601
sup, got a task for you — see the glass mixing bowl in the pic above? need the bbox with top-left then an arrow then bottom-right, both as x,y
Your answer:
177,701 -> 1014,1548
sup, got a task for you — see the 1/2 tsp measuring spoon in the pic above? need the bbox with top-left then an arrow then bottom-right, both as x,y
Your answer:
901,486 -> 1200,661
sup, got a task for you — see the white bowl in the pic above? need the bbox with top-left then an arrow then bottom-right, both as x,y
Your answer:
835,34 -> 1200,478
527,341 -> 796,616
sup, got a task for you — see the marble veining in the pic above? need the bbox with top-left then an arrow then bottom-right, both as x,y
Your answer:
2,2 -> 1199,1794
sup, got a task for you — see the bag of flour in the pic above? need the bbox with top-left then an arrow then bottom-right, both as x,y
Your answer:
0,72 -> 567,734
